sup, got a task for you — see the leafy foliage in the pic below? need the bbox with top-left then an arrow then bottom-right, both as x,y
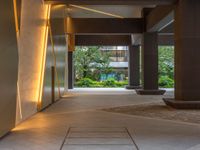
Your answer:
74,46 -> 112,81
102,78 -> 117,87
75,78 -> 94,87
159,76 -> 174,88
75,78 -> 128,88
158,46 -> 174,88
74,46 -> 175,88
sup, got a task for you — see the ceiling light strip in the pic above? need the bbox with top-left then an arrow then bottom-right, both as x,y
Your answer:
69,4 -> 124,19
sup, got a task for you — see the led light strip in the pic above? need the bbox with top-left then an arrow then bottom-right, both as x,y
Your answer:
13,0 -> 19,35
13,0 -> 22,121
17,82 -> 23,120
69,4 -> 124,19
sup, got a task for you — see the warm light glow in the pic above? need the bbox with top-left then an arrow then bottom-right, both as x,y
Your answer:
67,34 -> 75,52
66,16 -> 72,34
52,4 -> 66,10
14,0 -> 22,123
17,82 -> 23,120
12,126 -> 25,132
69,4 -> 124,19
13,0 -> 19,36
37,5 -> 51,110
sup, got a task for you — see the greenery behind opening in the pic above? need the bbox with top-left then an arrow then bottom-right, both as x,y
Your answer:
74,46 -> 174,88
158,46 -> 174,88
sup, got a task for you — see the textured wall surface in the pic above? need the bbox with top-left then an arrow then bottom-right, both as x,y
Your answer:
17,0 -> 49,123
0,0 -> 18,137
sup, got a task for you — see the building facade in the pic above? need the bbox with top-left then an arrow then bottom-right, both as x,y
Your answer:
100,46 -> 128,81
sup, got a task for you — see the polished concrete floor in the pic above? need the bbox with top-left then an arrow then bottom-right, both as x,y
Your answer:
0,88 -> 200,150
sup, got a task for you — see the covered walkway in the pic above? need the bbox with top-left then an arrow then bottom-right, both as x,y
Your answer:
1,0 -> 200,149
0,89 -> 200,150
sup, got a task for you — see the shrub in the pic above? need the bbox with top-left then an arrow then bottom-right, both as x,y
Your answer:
90,81 -> 103,88
75,78 -> 94,87
102,78 -> 117,87
75,78 -> 128,88
159,76 -> 174,88
115,81 -> 128,87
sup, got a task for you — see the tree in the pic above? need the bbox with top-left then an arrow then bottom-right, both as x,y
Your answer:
74,46 -> 112,81
96,50 -> 112,79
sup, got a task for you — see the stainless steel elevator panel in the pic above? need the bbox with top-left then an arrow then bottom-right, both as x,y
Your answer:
42,35 -> 55,109
53,36 -> 67,96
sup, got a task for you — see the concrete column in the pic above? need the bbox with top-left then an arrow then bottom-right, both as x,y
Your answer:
68,51 -> 74,89
136,32 -> 165,95
164,0 -> 200,109
126,45 -> 141,89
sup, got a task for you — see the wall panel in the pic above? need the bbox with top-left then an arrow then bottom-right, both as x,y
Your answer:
41,34 -> 55,109
17,0 -> 50,122
53,36 -> 67,96
0,0 -> 18,137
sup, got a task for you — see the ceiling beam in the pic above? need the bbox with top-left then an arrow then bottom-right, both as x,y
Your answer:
75,34 -> 174,46
128,34 -> 174,46
146,5 -> 174,32
44,0 -> 177,5
75,35 -> 132,46
66,18 -> 144,34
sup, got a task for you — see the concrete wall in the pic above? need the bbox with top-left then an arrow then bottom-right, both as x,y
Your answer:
0,0 -> 19,137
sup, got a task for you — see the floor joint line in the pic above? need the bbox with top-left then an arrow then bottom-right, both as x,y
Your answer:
60,127 -> 71,150
125,127 -> 140,150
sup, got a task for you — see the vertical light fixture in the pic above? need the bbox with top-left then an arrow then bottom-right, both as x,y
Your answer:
37,4 -> 51,110
17,82 -> 23,120
13,0 -> 20,36
13,0 -> 23,121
